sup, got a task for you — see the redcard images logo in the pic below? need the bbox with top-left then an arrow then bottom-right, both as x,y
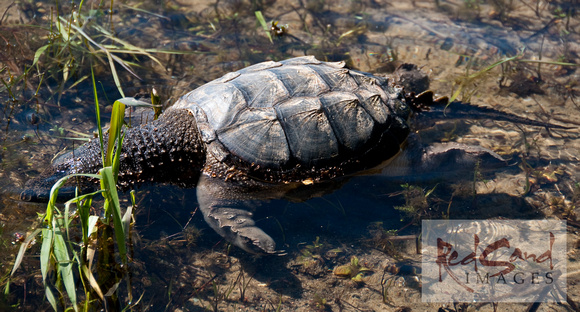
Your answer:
421,220 -> 566,303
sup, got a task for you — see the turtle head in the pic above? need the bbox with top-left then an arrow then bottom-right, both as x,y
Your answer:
20,165 -> 97,203
20,140 -> 104,203
390,87 -> 412,120
389,62 -> 448,115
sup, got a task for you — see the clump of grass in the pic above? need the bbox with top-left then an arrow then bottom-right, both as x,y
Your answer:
393,183 -> 437,222
9,66 -> 135,311
191,267 -> 255,311
449,47 -> 579,104
448,49 -> 524,104
208,276 -> 236,312
294,236 -> 343,277
16,0 -> 182,108
367,222 -> 400,255
4,2 -> 202,307
295,236 -> 327,276
42,5 -> 159,101
310,293 -> 331,312
332,256 -> 372,283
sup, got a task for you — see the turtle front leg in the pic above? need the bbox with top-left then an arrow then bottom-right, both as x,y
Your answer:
196,174 -> 282,255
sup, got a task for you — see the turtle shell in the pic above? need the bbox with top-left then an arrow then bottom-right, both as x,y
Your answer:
171,56 -> 411,182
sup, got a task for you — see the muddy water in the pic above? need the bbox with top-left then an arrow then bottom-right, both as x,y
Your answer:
1,0 -> 579,311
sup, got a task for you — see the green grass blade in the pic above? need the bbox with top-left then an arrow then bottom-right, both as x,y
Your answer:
448,49 -> 525,103
81,264 -> 104,301
87,216 -> 100,247
59,128 -> 94,138
32,45 -> 50,68
64,198 -> 73,246
120,3 -> 169,19
447,85 -> 463,104
40,228 -> 53,295
112,132 -> 126,181
255,11 -> 268,30
106,53 -> 126,97
60,16 -> 133,96
52,218 -> 78,311
11,228 -> 42,276
44,173 -> 101,225
466,50 -> 524,79
151,88 -> 162,119
517,59 -> 579,66
51,136 -> 92,142
255,11 -> 273,43
92,23 -> 164,68
86,215 -> 100,270
66,75 -> 89,91
106,100 -> 125,169
40,227 -> 58,311
56,20 -> 71,42
117,97 -> 154,107
77,0 -> 85,13
68,191 -> 102,247
100,167 -> 127,263
45,286 -> 58,311
122,204 -> 133,236
91,64 -> 106,166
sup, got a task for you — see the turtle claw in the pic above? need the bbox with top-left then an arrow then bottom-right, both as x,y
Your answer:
232,225 -> 278,255
212,209 -> 277,254
197,176 -> 284,255
212,211 -> 281,254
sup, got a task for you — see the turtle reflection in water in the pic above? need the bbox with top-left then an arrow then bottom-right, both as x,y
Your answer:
21,56 -> 569,254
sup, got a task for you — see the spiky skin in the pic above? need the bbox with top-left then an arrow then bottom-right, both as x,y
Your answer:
115,109 -> 204,188
21,109 -> 205,201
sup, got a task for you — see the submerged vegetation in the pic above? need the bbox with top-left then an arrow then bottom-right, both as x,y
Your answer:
0,0 -> 578,311
332,256 -> 372,283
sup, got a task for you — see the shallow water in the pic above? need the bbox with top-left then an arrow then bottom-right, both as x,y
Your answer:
1,0 -> 579,311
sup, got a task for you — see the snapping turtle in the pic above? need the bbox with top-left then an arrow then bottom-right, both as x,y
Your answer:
21,56 -> 565,254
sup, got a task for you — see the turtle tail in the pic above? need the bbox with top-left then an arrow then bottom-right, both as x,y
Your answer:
412,100 -> 572,130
